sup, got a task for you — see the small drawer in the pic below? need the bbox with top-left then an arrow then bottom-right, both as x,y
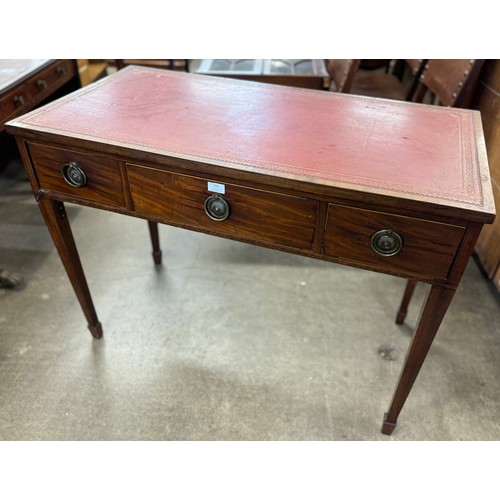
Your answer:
29,143 -> 126,207
27,60 -> 74,102
323,204 -> 465,280
127,164 -> 318,251
0,85 -> 30,128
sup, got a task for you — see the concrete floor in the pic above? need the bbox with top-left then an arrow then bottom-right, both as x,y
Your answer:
1,152 -> 500,441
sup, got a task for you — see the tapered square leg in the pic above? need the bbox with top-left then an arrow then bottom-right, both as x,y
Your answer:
396,280 -> 417,324
38,198 -> 102,338
382,284 -> 456,435
148,221 -> 162,265
381,413 -> 397,435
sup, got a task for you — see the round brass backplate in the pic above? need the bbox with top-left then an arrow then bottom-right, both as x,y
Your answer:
371,229 -> 403,257
61,162 -> 88,188
204,195 -> 230,221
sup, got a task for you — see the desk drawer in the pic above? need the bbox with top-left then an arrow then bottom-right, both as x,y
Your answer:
26,60 -> 74,104
29,143 -> 126,207
323,204 -> 465,279
0,85 -> 30,129
128,164 -> 318,250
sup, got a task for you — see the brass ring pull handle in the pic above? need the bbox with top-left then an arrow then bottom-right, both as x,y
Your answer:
204,194 -> 230,221
371,229 -> 403,257
61,162 -> 88,188
37,79 -> 48,89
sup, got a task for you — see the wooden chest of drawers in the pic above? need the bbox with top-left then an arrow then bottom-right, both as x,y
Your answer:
6,67 -> 495,435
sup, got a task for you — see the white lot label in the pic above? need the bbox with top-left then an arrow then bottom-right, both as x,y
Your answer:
207,182 -> 225,194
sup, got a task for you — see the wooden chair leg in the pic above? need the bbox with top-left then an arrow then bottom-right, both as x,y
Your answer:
148,221 -> 162,265
396,279 -> 417,324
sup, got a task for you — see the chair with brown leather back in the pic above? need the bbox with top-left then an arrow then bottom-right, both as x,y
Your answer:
332,60 -> 482,106
326,59 -> 361,93
411,59 -> 485,108
326,59 -> 424,101
395,59 -> 428,98
349,60 -> 410,100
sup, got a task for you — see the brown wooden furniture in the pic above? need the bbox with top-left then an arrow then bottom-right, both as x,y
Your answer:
196,59 -> 330,89
326,59 -> 360,93
474,60 -> 500,290
375,59 -> 485,312
113,59 -> 188,71
399,59 -> 428,101
0,59 -> 79,133
6,67 -> 495,435
327,59 -> 487,311
1,59 -> 80,168
327,59 -> 484,107
0,60 -> 80,283
413,59 -> 484,107
327,59 -> 424,101
338,59 -> 482,105
77,60 -> 109,86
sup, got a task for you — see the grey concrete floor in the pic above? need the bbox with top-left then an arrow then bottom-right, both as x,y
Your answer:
1,153 -> 500,441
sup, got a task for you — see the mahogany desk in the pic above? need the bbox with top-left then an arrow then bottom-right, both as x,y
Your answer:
6,67 -> 495,435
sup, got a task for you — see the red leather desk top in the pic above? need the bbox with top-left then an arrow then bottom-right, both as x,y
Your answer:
7,66 -> 494,219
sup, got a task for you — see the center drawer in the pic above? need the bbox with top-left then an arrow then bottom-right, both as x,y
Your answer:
323,204 -> 465,280
127,163 -> 318,251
